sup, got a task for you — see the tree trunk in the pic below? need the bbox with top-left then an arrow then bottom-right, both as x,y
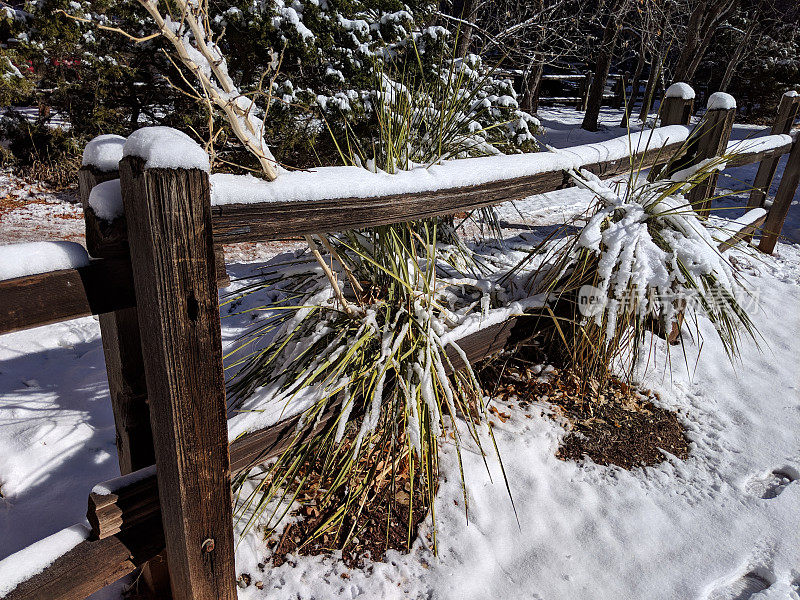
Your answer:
639,35 -> 665,123
581,0 -> 628,131
719,13 -> 758,92
521,60 -> 544,114
672,0 -> 737,83
451,0 -> 476,57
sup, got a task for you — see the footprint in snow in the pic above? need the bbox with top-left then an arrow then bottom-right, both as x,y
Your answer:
707,571 -> 771,600
746,467 -> 798,499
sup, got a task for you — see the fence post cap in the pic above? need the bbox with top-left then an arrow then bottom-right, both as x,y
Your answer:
706,92 -> 736,111
82,134 -> 126,172
665,82 -> 695,100
123,126 -> 210,172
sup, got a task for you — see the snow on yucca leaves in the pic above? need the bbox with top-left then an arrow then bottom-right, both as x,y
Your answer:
537,162 -> 757,389
573,169 -> 746,337
227,223 -> 512,554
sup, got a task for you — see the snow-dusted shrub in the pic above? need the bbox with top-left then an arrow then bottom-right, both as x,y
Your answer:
0,52 -> 32,106
214,1 -> 539,167
8,0 -> 539,173
535,161 -> 757,386
228,224 -> 509,551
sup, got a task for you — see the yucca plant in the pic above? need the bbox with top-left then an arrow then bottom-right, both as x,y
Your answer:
325,43 -> 537,245
525,139 -> 759,392
225,48 -> 530,557
226,222 -> 511,555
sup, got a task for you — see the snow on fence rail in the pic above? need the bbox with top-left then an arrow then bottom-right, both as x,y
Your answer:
1,88 -> 799,600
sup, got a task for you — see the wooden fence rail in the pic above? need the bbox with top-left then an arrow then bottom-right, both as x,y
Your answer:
0,128 -> 792,337
1,87 -> 799,600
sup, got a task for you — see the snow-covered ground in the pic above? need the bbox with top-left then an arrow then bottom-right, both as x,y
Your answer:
0,170 -> 84,244
1,106 -> 799,599
234,242 -> 800,600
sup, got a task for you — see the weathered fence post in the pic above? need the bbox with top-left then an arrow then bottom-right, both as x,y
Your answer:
80,148 -> 166,595
79,159 -> 155,476
747,91 -> 800,209
759,134 -> 800,254
686,92 -> 737,214
612,73 -> 625,109
660,82 -> 695,126
119,131 -> 236,600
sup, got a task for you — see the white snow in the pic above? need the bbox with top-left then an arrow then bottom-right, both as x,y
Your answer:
88,179 -> 123,222
783,90 -> 799,98
707,92 -> 737,111
665,82 -> 695,100
734,206 -> 768,226
82,134 -> 126,172
0,524 -> 89,597
2,105 -> 800,600
211,126 -> 691,206
0,170 -> 84,244
123,127 -> 210,172
92,465 -> 156,496
231,243 -> 800,600
0,241 -> 89,280
727,134 -> 793,155
709,208 -> 767,245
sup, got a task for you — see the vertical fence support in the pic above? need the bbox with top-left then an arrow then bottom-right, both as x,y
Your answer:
686,93 -> 737,214
612,74 -> 625,109
80,165 -> 166,596
660,92 -> 694,126
119,155 -> 236,600
80,168 -> 155,475
747,92 -> 800,209
759,135 -> 800,254
79,166 -> 130,259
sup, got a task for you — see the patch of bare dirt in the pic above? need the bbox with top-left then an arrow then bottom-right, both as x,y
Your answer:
480,346 -> 690,470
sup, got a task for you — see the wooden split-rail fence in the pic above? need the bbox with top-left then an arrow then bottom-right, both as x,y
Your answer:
1,89 -> 799,600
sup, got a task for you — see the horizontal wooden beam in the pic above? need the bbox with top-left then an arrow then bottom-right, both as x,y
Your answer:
209,140 -> 790,245
725,139 -> 793,168
0,258 -> 136,336
715,209 -> 768,252
3,516 -> 164,600
0,250 -> 229,336
210,143 -> 686,244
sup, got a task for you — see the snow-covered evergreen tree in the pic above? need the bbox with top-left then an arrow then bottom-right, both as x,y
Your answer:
1,0 -> 539,171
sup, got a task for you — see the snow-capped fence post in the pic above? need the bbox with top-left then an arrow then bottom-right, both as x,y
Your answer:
759,131 -> 800,254
79,135 -> 129,259
660,83 -> 695,126
78,166 -> 121,256
686,92 -> 737,215
78,161 -> 155,477
79,138 -> 168,596
747,91 -> 800,210
612,73 -> 625,109
118,135 -> 236,600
